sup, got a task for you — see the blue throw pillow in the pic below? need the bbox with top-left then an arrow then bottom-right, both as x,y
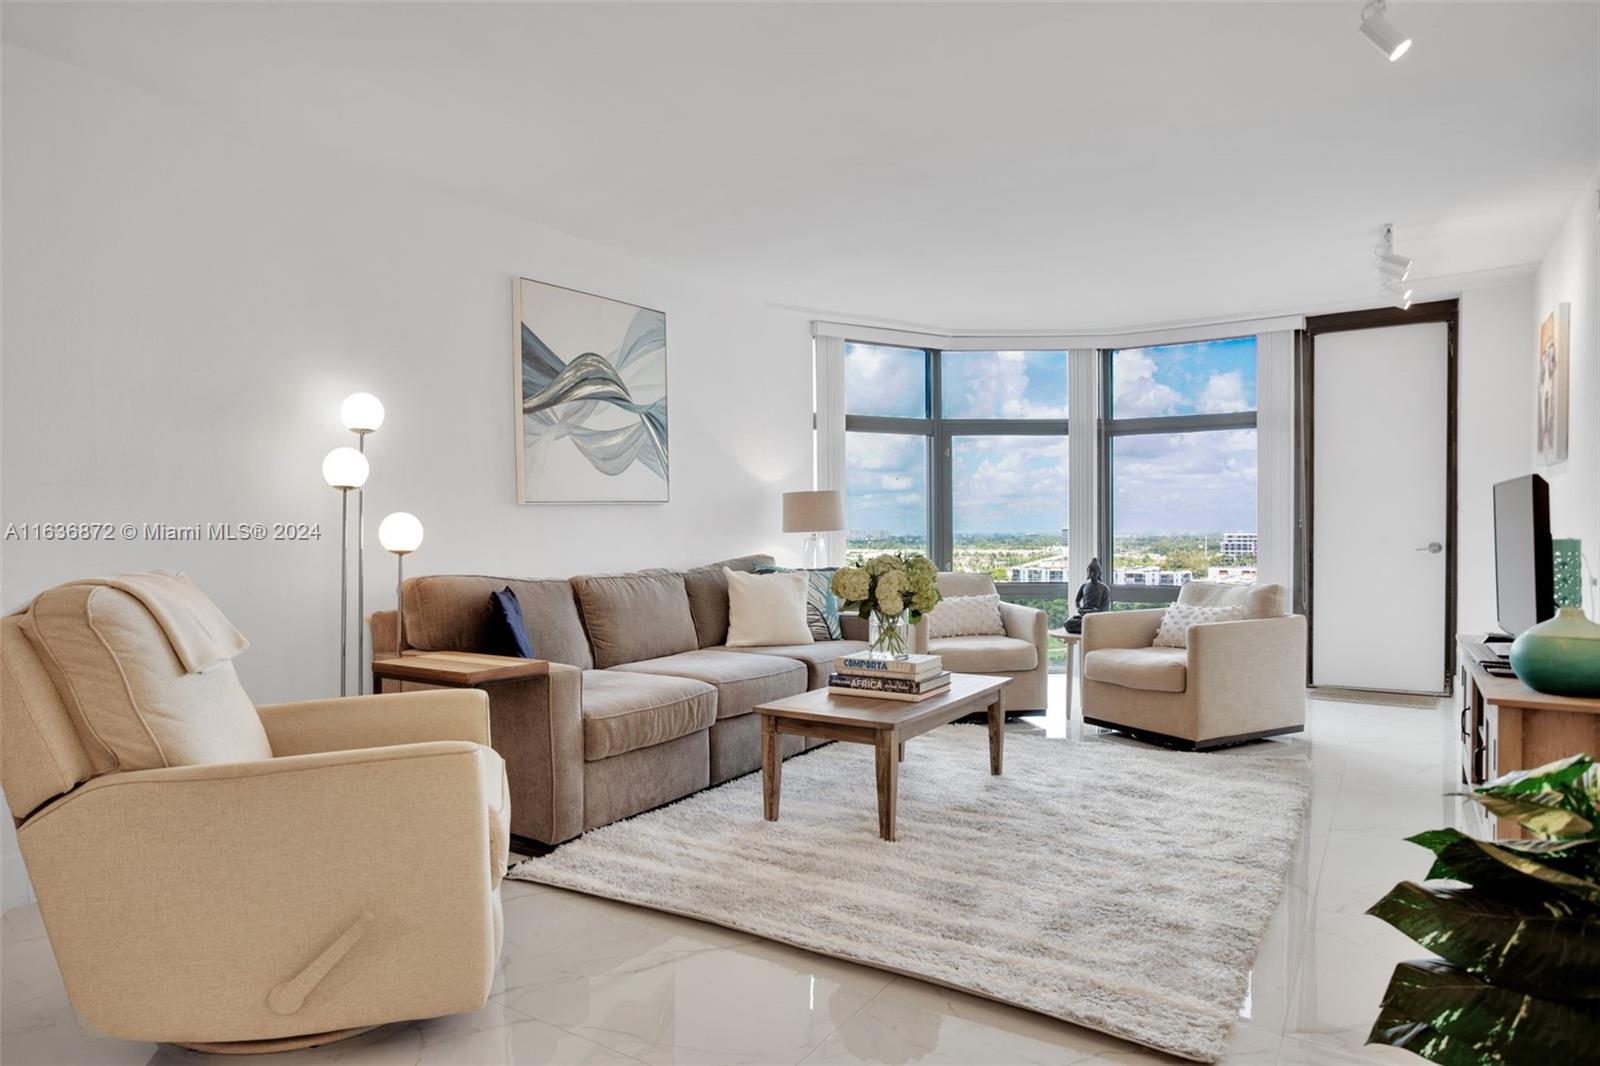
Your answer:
488,587 -> 536,658
755,566 -> 842,641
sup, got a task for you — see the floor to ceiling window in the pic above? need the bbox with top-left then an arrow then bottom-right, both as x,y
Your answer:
844,343 -> 1071,665
1102,337 -> 1259,604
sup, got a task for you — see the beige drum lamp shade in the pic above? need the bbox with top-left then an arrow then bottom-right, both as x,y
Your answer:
782,490 -> 845,533
782,490 -> 844,569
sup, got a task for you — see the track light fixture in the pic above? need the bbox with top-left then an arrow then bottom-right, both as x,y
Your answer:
1375,224 -> 1414,309
1360,1 -> 1412,62
1381,283 -> 1414,310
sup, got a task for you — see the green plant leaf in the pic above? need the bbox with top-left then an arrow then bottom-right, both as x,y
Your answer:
1410,829 -> 1600,906
1367,959 -> 1600,1066
1367,881 -> 1600,998
1475,755 -> 1600,839
1473,793 -> 1595,839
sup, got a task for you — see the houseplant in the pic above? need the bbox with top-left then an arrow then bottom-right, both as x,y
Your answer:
1365,754 -> 1600,1064
830,553 -> 941,658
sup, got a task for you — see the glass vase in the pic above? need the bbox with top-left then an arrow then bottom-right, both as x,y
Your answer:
869,609 -> 910,659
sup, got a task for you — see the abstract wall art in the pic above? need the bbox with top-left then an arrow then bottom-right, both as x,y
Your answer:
1536,302 -> 1570,465
514,277 -> 668,503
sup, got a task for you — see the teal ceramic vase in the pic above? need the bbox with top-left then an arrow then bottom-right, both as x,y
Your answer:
1509,607 -> 1600,697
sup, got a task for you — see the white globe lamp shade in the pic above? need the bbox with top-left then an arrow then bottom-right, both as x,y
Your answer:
321,446 -> 369,490
340,392 -> 385,433
379,512 -> 424,555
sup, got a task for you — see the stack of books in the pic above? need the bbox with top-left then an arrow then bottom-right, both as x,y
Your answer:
828,653 -> 950,702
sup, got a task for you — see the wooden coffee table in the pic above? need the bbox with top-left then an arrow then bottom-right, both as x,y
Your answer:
756,673 -> 1011,841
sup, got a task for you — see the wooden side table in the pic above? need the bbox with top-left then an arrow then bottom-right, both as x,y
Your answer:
1048,629 -> 1083,717
371,651 -> 548,694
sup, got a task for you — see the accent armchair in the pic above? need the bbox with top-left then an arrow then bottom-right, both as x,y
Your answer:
1080,581 -> 1306,749
1,577 -> 509,1052
910,572 -> 1048,715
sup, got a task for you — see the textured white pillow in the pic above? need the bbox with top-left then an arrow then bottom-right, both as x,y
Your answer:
724,568 -> 814,647
926,593 -> 1006,639
1153,602 -> 1247,648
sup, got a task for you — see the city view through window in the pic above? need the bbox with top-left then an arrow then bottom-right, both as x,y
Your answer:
843,339 -> 1258,664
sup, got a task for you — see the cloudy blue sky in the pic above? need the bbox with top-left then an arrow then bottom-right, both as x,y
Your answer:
845,339 -> 1257,537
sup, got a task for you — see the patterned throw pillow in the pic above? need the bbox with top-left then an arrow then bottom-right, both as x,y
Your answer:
926,593 -> 1006,639
1153,602 -> 1248,648
755,566 -> 841,641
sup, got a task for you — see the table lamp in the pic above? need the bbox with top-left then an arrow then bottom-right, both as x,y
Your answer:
782,490 -> 844,569
341,392 -> 384,692
322,446 -> 370,696
379,511 -> 424,656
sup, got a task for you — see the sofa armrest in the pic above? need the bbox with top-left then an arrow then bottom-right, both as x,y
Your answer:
482,660 -> 585,846
1187,614 -> 1308,731
256,689 -> 491,755
1082,609 -> 1164,653
998,600 -> 1046,648
18,742 -> 504,1042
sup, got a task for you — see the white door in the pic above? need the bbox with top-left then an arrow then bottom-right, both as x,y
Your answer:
1312,322 -> 1450,693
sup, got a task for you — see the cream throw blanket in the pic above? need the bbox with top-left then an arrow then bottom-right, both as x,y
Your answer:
94,571 -> 249,672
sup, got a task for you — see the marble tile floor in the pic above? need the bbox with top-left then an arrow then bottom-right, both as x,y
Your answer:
2,677 -> 1472,1066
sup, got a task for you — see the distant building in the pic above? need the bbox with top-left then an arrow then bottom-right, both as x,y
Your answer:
1114,566 -> 1192,587
1009,554 -> 1070,583
1219,532 -> 1257,563
1206,565 -> 1258,584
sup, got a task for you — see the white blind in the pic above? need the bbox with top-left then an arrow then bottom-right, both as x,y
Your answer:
1255,330 -> 1297,593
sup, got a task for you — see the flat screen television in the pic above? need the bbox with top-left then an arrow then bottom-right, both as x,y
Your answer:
1492,474 -> 1554,638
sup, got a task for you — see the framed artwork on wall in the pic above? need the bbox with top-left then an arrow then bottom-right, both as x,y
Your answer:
1536,302 -> 1570,465
514,277 -> 669,503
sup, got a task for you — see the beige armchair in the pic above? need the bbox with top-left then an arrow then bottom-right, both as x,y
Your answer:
1,578 -> 508,1052
911,573 -> 1048,714
1080,581 -> 1306,749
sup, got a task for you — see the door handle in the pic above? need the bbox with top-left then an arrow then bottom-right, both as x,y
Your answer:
1416,542 -> 1443,554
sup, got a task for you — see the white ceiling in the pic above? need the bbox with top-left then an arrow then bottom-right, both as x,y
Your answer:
5,2 -> 1597,331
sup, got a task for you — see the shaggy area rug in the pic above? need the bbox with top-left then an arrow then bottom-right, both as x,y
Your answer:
508,726 -> 1310,1063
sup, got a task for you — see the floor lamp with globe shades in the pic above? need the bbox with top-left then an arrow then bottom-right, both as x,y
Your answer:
341,392 -> 384,692
322,446 -> 369,696
379,512 -> 424,657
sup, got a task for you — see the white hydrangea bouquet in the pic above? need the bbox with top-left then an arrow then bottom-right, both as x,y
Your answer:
830,552 -> 941,658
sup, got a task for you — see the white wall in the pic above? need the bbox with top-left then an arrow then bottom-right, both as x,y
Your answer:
1,45 -> 815,906
1534,173 -> 1600,617
1457,279 -> 1536,635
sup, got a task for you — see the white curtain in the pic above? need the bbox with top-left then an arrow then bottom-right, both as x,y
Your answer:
812,335 -> 847,566
1067,349 -> 1100,587
1255,330 -> 1296,592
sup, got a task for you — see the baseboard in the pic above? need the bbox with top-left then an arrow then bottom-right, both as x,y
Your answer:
1081,717 -> 1304,751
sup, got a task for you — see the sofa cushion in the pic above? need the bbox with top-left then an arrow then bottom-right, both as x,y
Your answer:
722,640 -> 870,688
20,584 -> 271,772
1176,580 -> 1286,619
573,570 -> 699,669
610,650 -> 806,720
580,670 -> 715,762
487,587 -> 536,658
404,575 -> 593,669
935,572 -> 998,598
753,566 -> 842,640
1083,646 -> 1189,693
725,569 -> 813,647
682,555 -> 776,648
927,634 -> 1039,673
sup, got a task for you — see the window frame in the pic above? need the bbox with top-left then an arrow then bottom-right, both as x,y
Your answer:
843,344 -> 1071,605
1097,342 -> 1259,605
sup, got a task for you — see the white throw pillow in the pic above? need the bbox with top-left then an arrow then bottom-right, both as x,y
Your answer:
724,568 -> 814,647
926,593 -> 1006,639
1153,602 -> 1247,648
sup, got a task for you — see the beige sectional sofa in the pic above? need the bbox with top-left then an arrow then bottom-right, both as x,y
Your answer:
372,558 -> 1049,847
371,556 -> 863,846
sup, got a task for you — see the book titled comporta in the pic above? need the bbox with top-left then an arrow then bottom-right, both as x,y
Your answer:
827,671 -> 952,696
837,653 -> 942,679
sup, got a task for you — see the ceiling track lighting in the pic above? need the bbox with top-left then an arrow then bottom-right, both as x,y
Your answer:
1360,0 -> 1412,62
1374,224 -> 1414,309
